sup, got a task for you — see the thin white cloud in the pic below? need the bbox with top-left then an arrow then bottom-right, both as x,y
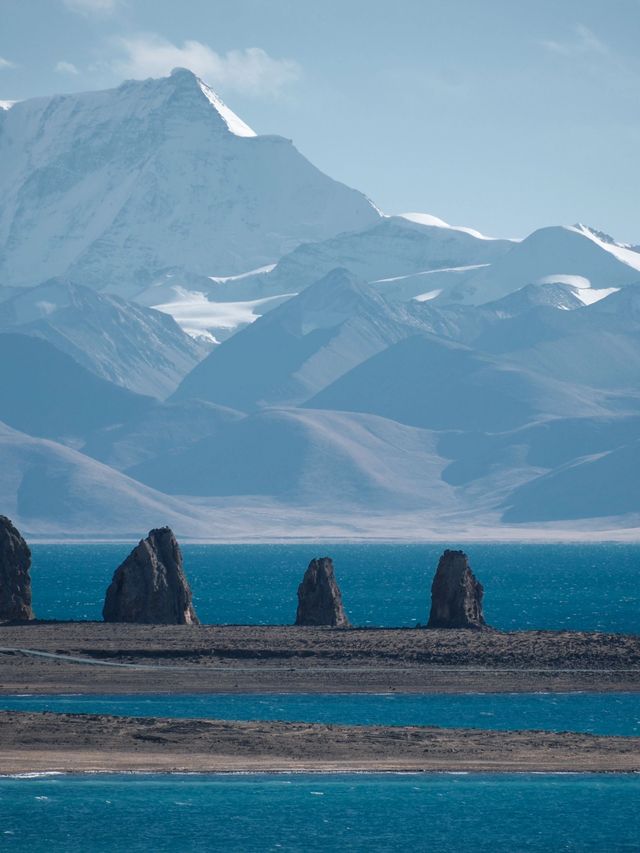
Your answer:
63,0 -> 119,13
541,24 -> 608,57
55,60 -> 80,75
112,35 -> 300,96
0,56 -> 16,69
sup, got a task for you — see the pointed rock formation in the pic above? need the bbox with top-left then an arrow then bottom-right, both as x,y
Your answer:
0,516 -> 34,621
427,549 -> 486,629
295,557 -> 350,627
103,527 -> 199,625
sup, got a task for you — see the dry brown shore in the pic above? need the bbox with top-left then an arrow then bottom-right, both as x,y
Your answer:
1,711 -> 639,774
0,622 -> 638,694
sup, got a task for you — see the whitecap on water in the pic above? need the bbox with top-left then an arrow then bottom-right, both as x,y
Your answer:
0,772 -> 64,779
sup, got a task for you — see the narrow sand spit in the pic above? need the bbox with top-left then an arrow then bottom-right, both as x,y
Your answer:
1,712 -> 639,774
0,623 -> 638,694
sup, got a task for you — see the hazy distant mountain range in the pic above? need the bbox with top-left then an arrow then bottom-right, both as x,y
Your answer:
0,70 -> 638,538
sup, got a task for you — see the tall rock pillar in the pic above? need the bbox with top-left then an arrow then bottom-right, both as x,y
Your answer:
295,557 -> 350,627
103,527 -> 199,625
427,549 -> 486,629
0,516 -> 34,621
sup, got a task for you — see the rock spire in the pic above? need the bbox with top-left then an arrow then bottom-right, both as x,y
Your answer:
103,527 -> 199,624
295,557 -> 350,627
0,516 -> 34,621
427,549 -> 486,629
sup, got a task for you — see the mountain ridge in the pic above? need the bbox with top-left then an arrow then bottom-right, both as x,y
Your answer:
0,277 -> 208,397
0,72 -> 638,536
0,69 -> 379,292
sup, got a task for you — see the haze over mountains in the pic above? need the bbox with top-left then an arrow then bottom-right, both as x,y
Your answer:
0,70 -> 638,538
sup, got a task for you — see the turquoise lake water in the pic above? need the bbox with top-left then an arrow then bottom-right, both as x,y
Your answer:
8,543 -> 640,850
1,774 -> 639,852
29,543 -> 640,631
2,692 -> 639,736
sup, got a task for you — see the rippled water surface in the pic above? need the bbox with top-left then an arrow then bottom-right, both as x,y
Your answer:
1,774 -> 639,852
2,692 -> 639,736
29,542 -> 640,631
7,544 -> 640,850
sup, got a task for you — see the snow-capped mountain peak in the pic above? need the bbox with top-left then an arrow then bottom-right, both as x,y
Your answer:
162,67 -> 256,137
0,72 -> 379,292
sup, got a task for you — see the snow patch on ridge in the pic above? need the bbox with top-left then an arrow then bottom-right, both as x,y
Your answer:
573,287 -> 620,306
414,289 -> 442,302
398,212 -> 514,242
153,288 -> 294,341
373,263 -> 489,284
533,274 -> 618,305
570,223 -> 640,270
0,100 -> 16,110
197,78 -> 256,137
209,264 -> 276,283
537,274 -> 592,289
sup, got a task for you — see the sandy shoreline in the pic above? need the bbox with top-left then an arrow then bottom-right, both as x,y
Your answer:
0,623 -> 638,695
2,625 -> 637,775
1,711 -> 639,775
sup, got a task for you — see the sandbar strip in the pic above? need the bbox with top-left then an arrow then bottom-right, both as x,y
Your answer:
1,712 -> 639,775
1,624 -> 639,694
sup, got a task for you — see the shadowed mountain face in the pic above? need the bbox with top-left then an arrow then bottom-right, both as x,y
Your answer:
305,333 -> 609,432
475,287 -> 640,392
0,421 -> 215,537
84,400 -> 244,472
501,438 -> 640,522
0,68 -> 378,293
438,414 -> 640,487
172,269 -> 429,410
0,278 -> 207,398
0,333 -> 153,442
124,407 -> 455,510
102,280 -> 639,531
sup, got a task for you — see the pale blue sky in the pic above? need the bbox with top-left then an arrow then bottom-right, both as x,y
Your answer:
2,0 -> 639,241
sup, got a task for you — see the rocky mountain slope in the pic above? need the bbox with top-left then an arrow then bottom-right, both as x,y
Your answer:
0,278 -> 207,397
0,68 -> 378,293
0,71 -> 638,536
0,333 -> 153,443
172,269 -> 432,410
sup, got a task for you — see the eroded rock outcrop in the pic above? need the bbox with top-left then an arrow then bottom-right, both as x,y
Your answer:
427,549 -> 486,629
295,557 -> 350,627
103,527 -> 199,624
0,516 -> 34,621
